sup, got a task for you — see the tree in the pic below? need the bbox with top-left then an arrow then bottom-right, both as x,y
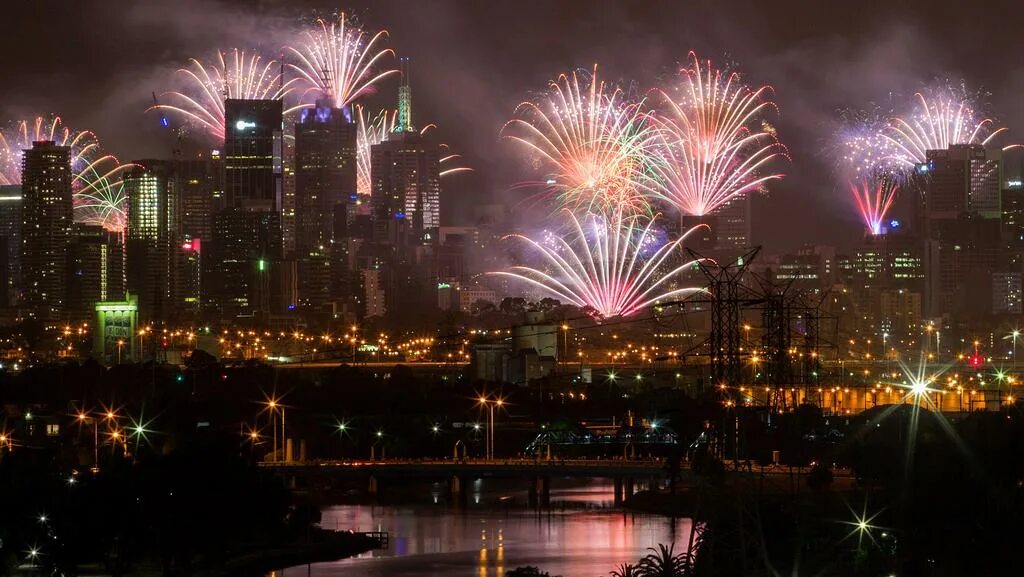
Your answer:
507,566 -> 559,577
610,562 -> 641,577
637,543 -> 694,577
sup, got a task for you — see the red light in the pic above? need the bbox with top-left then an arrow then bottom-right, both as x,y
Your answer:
968,353 -> 983,368
182,242 -> 192,250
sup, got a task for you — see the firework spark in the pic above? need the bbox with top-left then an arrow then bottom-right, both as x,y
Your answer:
884,87 -> 1007,167
647,52 -> 787,217
288,11 -> 397,110
850,176 -> 898,236
502,65 -> 657,216
489,209 -> 704,318
0,116 -> 98,185
150,49 -> 300,141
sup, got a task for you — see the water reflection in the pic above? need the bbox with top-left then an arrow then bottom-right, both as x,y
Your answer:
280,479 -> 691,577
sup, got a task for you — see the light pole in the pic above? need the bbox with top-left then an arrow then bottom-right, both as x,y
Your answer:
477,396 -> 504,460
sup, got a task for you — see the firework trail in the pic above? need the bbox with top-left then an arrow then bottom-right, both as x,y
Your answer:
420,123 -> 472,178
647,52 -> 787,217
850,176 -> 898,235
356,105 -> 396,197
150,49 -> 300,141
288,11 -> 397,110
0,116 -> 98,186
488,208 -> 704,318
884,86 -> 1008,168
502,64 -> 658,216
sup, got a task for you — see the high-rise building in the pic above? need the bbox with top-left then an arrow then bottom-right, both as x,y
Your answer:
294,100 -> 358,253
67,224 -> 125,322
921,145 -> 1005,319
224,99 -> 283,211
210,99 -> 285,319
125,160 -> 178,323
21,141 -> 72,321
177,239 -> 202,318
712,193 -> 752,250
176,156 -> 220,244
209,209 -> 281,319
0,185 -> 22,306
371,68 -> 442,246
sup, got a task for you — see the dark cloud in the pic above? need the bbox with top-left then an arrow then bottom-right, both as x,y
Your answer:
2,0 -> 1022,250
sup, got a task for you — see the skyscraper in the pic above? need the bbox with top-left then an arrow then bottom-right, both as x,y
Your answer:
0,185 -> 22,306
21,141 -> 72,322
211,99 -> 284,319
125,160 -> 178,323
223,99 -> 284,210
922,144 -> 1004,319
371,66 -> 442,246
176,156 -> 220,244
67,223 -> 125,322
294,100 -> 357,253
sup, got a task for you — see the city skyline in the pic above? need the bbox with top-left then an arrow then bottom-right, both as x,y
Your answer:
3,0 -> 1024,250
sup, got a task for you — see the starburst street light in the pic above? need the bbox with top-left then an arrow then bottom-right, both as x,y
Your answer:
841,500 -> 885,549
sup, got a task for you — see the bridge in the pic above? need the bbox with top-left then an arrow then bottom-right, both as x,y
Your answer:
261,457 -> 675,506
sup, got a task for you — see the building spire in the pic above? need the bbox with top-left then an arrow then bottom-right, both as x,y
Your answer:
395,57 -> 415,133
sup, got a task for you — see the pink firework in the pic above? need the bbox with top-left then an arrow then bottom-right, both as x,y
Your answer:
0,116 -> 98,185
502,64 -> 658,216
648,52 -> 787,217
287,11 -> 397,110
884,88 -> 1008,167
150,48 -> 301,141
489,208 -> 704,319
850,177 -> 898,236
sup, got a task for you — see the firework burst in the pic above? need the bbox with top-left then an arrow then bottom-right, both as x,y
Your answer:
0,116 -> 98,186
850,176 -> 898,236
502,65 -> 658,216
489,209 -> 704,318
356,105 -> 396,197
288,11 -> 397,110
884,87 -> 1007,168
150,48 -> 300,141
647,52 -> 787,217
73,155 -> 133,232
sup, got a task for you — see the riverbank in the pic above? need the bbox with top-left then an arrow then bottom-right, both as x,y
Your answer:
196,529 -> 378,577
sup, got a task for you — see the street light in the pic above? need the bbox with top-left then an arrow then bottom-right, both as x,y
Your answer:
477,395 -> 504,460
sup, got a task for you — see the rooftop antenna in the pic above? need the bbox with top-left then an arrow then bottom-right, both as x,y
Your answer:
395,56 -> 414,133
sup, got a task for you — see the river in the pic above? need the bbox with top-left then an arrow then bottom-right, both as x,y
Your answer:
271,478 -> 692,577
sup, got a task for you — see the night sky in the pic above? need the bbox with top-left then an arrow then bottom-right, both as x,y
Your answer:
4,0 -> 1024,250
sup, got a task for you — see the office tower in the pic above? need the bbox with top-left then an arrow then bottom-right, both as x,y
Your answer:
21,141 -> 73,322
294,100 -> 358,253
0,185 -> 22,305
209,209 -> 281,319
712,193 -> 751,250
67,223 -> 125,322
125,160 -> 178,323
371,69 -> 442,246
921,144 -> 1004,319
210,99 -> 284,319
282,137 -> 296,255
223,99 -> 283,210
176,156 -> 220,243
177,239 -> 201,317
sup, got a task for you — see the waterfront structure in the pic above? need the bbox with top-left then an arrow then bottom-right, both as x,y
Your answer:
92,293 -> 138,363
